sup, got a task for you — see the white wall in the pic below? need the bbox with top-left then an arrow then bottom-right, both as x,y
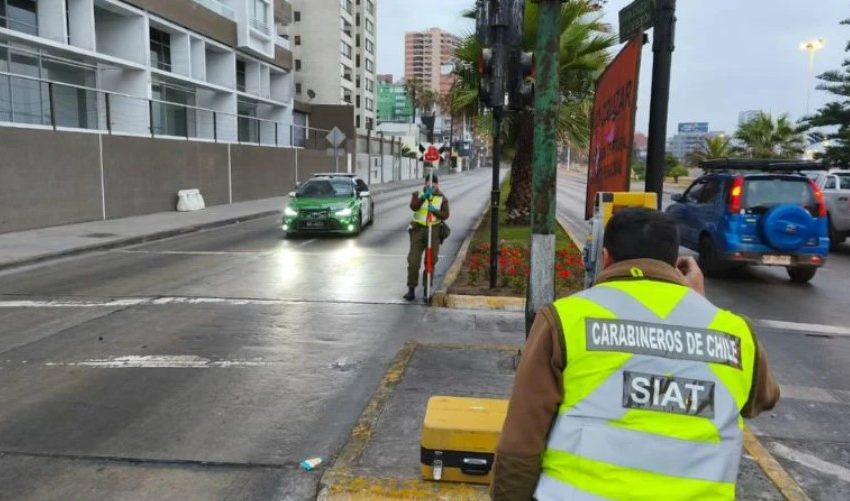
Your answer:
67,0 -> 96,50
38,0 -> 67,43
190,38 -> 206,81
206,48 -> 236,89
99,68 -> 149,134
94,7 -> 146,64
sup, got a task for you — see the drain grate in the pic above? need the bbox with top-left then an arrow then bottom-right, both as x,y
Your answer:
82,232 -> 118,238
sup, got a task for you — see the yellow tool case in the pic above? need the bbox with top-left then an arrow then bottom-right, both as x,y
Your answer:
420,396 -> 509,485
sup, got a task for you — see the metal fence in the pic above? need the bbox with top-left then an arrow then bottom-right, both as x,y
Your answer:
0,71 -> 329,150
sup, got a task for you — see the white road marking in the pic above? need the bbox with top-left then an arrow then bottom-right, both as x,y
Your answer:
755,319 -> 850,337
770,442 -> 850,484
779,385 -> 841,404
45,355 -> 272,369
0,299 -> 149,308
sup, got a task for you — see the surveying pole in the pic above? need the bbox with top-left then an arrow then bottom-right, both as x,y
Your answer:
525,0 -> 561,335
644,0 -> 676,208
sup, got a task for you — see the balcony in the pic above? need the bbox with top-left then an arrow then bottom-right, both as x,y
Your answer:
193,0 -> 236,21
274,0 -> 293,24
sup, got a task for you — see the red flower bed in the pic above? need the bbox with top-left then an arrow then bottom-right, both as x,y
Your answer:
463,241 -> 585,296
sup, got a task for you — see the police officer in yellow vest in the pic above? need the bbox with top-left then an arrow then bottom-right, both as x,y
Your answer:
404,174 -> 450,301
492,208 -> 780,500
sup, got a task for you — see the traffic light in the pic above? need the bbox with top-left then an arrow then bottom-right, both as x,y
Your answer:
508,50 -> 535,110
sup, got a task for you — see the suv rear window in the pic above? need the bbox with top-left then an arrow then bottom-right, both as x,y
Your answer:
743,177 -> 816,214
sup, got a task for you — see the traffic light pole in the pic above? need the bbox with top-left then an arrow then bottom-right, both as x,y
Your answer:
645,0 -> 676,207
490,105 -> 503,289
525,0 -> 560,335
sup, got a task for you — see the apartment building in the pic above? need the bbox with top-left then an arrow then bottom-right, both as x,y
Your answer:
404,27 -> 459,96
287,0 -> 376,133
0,0 -> 298,144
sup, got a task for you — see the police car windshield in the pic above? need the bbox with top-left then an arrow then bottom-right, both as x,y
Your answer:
297,179 -> 353,197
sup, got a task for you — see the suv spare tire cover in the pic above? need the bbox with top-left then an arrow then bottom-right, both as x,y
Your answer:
761,204 -> 817,251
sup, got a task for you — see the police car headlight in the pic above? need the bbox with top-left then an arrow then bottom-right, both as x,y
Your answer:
284,206 -> 298,217
335,207 -> 353,217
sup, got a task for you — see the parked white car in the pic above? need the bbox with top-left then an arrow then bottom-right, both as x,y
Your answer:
814,170 -> 850,248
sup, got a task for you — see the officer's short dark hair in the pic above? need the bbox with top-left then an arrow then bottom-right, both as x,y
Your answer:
603,208 -> 679,266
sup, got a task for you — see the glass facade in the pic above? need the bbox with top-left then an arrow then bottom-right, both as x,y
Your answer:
149,28 -> 172,71
237,98 -> 259,143
151,77 -> 196,137
1,0 -> 38,36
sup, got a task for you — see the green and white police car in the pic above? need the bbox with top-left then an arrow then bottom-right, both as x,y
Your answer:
282,174 -> 374,237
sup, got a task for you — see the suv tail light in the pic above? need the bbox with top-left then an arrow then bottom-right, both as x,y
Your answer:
808,179 -> 828,217
728,176 -> 744,213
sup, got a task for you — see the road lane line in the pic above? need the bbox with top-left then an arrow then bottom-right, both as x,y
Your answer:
770,442 -> 850,484
755,319 -> 850,337
0,298 -> 150,308
44,355 -> 273,368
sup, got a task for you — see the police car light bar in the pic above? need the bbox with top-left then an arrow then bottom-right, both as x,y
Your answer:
700,158 -> 828,173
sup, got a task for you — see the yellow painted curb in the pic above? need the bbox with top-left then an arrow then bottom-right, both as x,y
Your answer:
438,293 -> 524,311
743,428 -> 811,501
319,473 -> 489,501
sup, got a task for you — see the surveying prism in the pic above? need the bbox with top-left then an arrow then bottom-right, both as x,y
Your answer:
584,192 -> 659,288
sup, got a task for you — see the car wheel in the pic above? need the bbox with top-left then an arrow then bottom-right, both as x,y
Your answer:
351,213 -> 362,237
698,235 -> 726,277
787,266 -> 817,284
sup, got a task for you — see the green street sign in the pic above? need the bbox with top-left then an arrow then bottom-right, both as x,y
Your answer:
619,0 -> 656,43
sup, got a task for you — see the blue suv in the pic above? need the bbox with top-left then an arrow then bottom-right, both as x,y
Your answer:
666,159 -> 829,283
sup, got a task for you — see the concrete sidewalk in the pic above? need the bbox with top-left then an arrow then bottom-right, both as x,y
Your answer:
0,175 -> 432,272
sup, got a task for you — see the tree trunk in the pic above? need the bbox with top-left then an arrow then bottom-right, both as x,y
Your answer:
505,111 -> 534,225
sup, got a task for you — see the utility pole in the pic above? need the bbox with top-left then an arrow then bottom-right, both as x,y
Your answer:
526,0 -> 560,334
489,7 -> 507,289
644,0 -> 676,208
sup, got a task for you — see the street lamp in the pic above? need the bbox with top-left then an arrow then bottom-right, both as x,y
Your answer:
800,38 -> 825,115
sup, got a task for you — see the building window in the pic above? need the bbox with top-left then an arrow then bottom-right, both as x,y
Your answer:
366,0 -> 374,15
295,82 -> 302,94
365,117 -> 374,130
0,0 -> 38,36
341,17 -> 352,38
295,59 -> 302,71
356,114 -> 361,128
365,98 -> 373,111
251,0 -> 270,33
365,78 -> 374,92
152,77 -> 197,137
237,99 -> 260,143
364,58 -> 374,73
341,63 -> 352,82
365,39 -> 374,55
356,54 -> 360,68
149,27 -> 172,71
236,60 -> 246,92
356,95 -> 360,108
294,36 -> 301,46
356,77 -> 360,88
294,11 -> 300,22
356,34 -> 360,47
340,41 -> 352,59
365,19 -> 374,34
340,0 -> 352,15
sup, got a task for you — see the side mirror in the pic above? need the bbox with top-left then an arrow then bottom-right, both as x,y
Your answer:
359,191 -> 371,198
288,191 -> 296,198
671,194 -> 684,203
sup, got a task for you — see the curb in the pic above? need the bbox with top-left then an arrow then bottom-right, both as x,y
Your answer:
0,210 -> 280,273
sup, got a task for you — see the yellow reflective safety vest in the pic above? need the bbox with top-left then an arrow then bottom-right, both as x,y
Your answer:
412,194 -> 443,227
535,278 -> 756,501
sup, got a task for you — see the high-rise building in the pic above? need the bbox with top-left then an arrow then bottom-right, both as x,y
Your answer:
669,122 -> 724,161
288,0 -> 377,132
0,0 -> 295,142
377,80 -> 412,123
738,110 -> 761,126
404,28 -> 460,96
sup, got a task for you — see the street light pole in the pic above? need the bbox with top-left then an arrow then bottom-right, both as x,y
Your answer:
800,38 -> 825,115
526,0 -> 561,335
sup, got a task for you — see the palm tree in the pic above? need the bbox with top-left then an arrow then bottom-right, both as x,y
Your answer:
686,135 -> 734,166
735,111 -> 806,159
450,1 -> 615,224
403,77 -> 439,121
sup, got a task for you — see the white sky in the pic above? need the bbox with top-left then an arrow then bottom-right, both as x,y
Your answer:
378,0 -> 849,137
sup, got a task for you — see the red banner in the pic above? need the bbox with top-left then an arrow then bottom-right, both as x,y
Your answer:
585,37 -> 643,219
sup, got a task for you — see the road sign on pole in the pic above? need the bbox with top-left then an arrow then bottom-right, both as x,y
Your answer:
619,0 -> 656,43
424,146 -> 441,164
326,127 -> 347,173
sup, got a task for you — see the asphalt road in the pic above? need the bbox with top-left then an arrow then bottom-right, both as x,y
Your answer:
0,169 -> 524,501
558,170 -> 850,500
